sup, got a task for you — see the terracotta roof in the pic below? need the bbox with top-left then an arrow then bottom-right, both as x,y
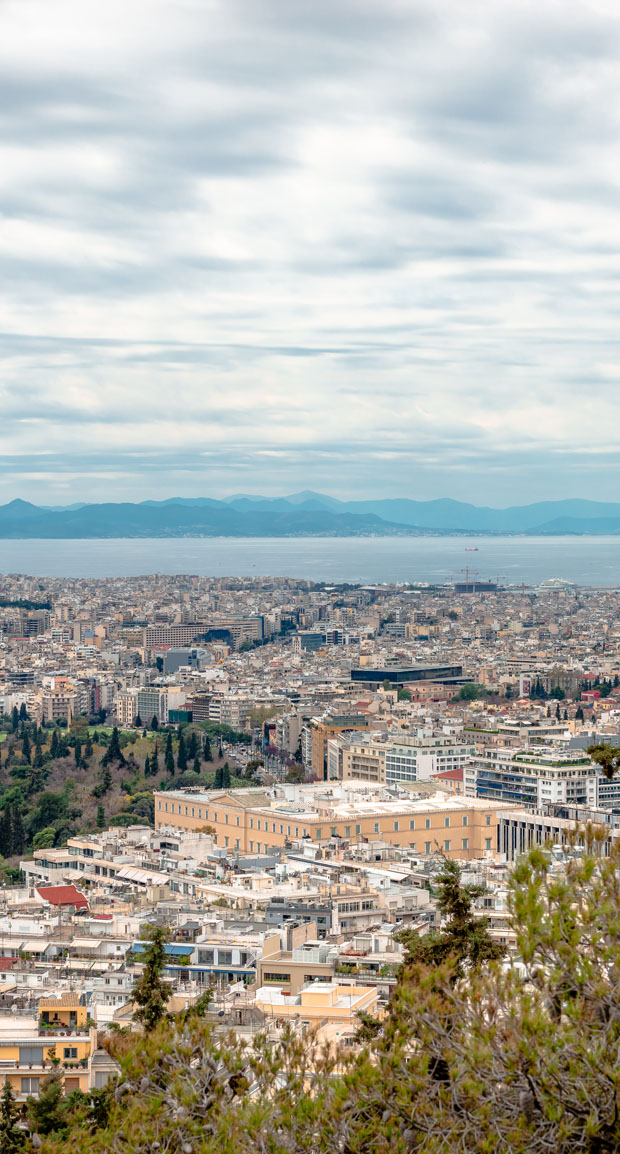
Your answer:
431,769 -> 464,782
39,993 -> 84,1008
36,884 -> 89,910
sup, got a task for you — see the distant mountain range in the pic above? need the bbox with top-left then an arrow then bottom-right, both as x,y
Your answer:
0,493 -> 620,537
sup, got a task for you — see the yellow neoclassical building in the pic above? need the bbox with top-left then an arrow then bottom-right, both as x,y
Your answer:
154,782 -> 511,861
0,995 -> 99,1100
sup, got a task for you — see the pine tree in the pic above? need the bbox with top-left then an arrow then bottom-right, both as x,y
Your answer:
0,1077 -> 24,1152
10,807 -> 25,856
132,924 -> 172,1032
165,732 -> 175,775
101,766 -> 112,794
50,729 -> 59,759
96,804 -> 105,829
21,731 -> 31,764
177,732 -> 187,773
102,726 -> 125,767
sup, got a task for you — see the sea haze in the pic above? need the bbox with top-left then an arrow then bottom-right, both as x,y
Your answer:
0,536 -> 619,584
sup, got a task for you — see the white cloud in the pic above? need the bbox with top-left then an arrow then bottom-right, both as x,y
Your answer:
1,0 -> 620,503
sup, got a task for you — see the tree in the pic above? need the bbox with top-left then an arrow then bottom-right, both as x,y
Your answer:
151,742 -> 159,775
588,742 -> 620,780
19,702 -> 28,722
134,714 -> 143,728
100,766 -> 112,794
32,827 -> 56,850
576,705 -> 584,720
74,740 -> 82,766
0,1078 -> 24,1152
203,734 -> 212,761
10,807 -> 25,855
176,732 -> 187,773
143,753 -> 150,777
187,730 -> 198,760
458,683 -> 479,701
221,763 -> 231,788
132,924 -> 171,1032
193,753 -> 201,774
397,688 -> 412,702
102,727 -> 125,767
27,1068 -> 67,1136
11,707 -> 18,732
50,729 -> 59,758
150,715 -> 159,731
96,804 -> 105,829
22,731 -> 31,764
165,732 -> 175,775
84,736 -> 93,760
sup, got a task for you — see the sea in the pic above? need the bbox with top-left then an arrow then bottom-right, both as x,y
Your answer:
0,535 -> 619,586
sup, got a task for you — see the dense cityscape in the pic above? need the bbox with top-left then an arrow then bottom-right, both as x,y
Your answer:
0,569 -> 618,1126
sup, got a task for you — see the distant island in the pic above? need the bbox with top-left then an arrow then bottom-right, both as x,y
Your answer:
1,492 -> 620,538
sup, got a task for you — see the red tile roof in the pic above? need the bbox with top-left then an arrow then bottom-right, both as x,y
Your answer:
432,768 -> 464,782
36,885 -> 89,910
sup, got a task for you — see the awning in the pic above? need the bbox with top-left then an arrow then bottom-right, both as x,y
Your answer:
116,867 -> 169,886
70,937 -> 101,950
20,939 -> 50,953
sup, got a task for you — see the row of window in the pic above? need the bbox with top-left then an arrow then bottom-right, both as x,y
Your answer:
159,802 -> 493,838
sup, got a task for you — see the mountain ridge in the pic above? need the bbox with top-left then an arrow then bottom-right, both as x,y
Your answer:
0,494 -> 619,536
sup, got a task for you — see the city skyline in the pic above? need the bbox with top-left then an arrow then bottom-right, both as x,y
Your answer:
3,1 -> 620,504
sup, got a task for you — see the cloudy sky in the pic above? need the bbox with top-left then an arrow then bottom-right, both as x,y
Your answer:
2,0 -> 620,506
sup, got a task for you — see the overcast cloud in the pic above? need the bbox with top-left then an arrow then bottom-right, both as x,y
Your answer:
2,0 -> 620,505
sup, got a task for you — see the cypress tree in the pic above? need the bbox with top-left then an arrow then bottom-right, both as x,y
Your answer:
19,702 -> 27,722
188,731 -> 198,760
132,925 -> 172,1032
11,707 -> 18,732
27,1069 -> 67,1135
0,1078 -> 24,1152
84,737 -> 93,760
50,729 -> 59,758
102,726 -> 125,767
144,753 -> 150,777
221,764 -> 231,788
74,740 -> 82,767
177,732 -> 187,773
96,804 -> 105,829
151,715 -> 159,731
214,765 -> 223,788
33,736 -> 44,768
0,808 -> 12,857
193,753 -> 200,774
10,807 -> 25,856
22,731 -> 31,764
151,742 -> 160,775
165,732 -> 175,775
203,735 -> 212,762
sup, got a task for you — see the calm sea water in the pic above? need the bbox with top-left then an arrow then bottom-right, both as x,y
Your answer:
0,536 -> 619,585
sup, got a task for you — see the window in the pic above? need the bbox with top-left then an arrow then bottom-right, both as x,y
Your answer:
236,816 -> 240,826
20,1047 -> 43,1065
250,818 -> 254,829
425,842 -> 431,854
331,827 -> 337,838
374,822 -> 380,834
279,824 -> 284,834
485,838 -> 492,851
444,840 -> 451,852
444,817 -> 450,828
345,827 -> 351,838
272,823 -> 276,833
462,838 -> 469,850
218,951 -> 232,965
191,808 -> 195,817
198,808 -> 202,819
63,1047 -> 78,1060
425,818 -> 431,830
249,841 -> 254,852
409,842 -> 416,850
409,819 -> 415,830
486,815 -> 491,826
316,828 -> 322,840
225,814 -> 229,824
21,1077 -> 40,1095
355,824 -> 361,835
65,1076 -> 81,1093
264,972 -> 289,983
462,815 -> 468,827
393,821 -> 399,832
95,1071 -> 111,1089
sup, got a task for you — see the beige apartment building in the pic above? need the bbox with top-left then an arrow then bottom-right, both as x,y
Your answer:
154,783 -> 510,861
